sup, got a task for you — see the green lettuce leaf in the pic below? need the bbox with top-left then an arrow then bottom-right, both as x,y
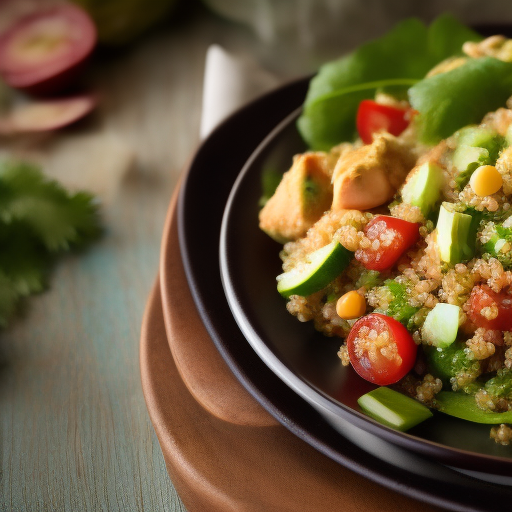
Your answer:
409,57 -> 512,144
297,15 -> 481,150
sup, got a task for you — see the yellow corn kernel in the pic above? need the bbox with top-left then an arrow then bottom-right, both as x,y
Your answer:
469,165 -> 503,197
336,290 -> 366,320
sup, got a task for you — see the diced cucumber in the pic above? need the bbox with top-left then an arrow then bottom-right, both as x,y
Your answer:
436,391 -> 512,424
421,303 -> 460,349
357,387 -> 433,431
452,146 -> 488,188
401,161 -> 444,217
455,125 -> 501,150
277,241 -> 352,298
452,126 -> 506,189
436,202 -> 474,264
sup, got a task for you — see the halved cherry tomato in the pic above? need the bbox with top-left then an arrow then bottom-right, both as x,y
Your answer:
356,99 -> 411,144
355,216 -> 420,271
467,285 -> 512,331
347,313 -> 417,385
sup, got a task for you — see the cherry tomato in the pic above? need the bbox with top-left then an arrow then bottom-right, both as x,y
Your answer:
356,99 -> 411,144
467,285 -> 512,331
347,313 -> 417,385
355,216 -> 420,271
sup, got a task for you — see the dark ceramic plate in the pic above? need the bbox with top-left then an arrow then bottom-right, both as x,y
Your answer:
219,106 -> 512,478
177,76 -> 512,510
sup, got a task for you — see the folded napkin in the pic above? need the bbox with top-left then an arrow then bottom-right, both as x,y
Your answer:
200,45 -> 281,140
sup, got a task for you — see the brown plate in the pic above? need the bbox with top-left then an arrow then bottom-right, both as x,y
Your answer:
143,189 -> 444,511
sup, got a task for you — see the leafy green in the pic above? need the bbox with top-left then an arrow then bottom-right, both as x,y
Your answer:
0,160 -> 102,327
409,57 -> 512,144
425,341 -> 481,387
259,165 -> 283,207
436,391 -> 512,423
484,368 -> 512,400
297,15 -> 481,150
374,279 -> 419,327
482,223 -> 512,268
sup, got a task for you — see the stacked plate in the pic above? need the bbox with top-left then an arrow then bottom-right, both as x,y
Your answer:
162,77 -> 512,510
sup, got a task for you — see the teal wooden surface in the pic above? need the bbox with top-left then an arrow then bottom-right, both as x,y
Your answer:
0,7 -> 258,511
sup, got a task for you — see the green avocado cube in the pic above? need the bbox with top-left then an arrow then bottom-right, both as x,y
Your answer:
436,202 -> 474,264
401,161 -> 444,217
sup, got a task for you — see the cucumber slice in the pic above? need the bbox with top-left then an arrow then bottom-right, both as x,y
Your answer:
357,387 -> 433,431
421,303 -> 460,349
277,241 -> 352,298
436,391 -> 512,424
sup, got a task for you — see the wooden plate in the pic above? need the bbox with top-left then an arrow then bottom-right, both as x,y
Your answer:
140,194 -> 444,511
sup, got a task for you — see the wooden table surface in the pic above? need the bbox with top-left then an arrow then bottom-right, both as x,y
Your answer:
0,5 -> 284,511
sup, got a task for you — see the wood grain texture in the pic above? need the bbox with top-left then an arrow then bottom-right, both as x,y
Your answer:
0,7 -> 258,511
140,212 -> 444,512
159,185 -> 278,427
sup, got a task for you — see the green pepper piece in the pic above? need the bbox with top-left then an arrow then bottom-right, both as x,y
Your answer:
436,391 -> 512,424
358,387 -> 433,431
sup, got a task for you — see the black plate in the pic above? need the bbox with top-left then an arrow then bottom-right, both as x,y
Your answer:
219,106 -> 512,476
177,77 -> 512,510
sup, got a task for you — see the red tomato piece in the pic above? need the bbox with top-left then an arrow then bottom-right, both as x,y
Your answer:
356,99 -> 411,144
346,313 -> 417,385
355,216 -> 420,271
467,285 -> 512,331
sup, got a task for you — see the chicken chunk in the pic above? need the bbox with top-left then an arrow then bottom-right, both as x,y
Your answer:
331,133 -> 416,211
259,152 -> 334,243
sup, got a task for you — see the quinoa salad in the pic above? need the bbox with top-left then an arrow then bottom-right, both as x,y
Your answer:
259,24 -> 512,441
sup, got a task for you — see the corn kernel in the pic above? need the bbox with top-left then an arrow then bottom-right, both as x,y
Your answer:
336,290 -> 366,319
469,165 -> 503,197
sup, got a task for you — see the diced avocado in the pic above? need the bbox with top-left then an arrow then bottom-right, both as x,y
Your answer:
452,126 -> 506,189
259,153 -> 333,243
357,387 -> 433,432
401,161 -> 444,217
436,202 -> 474,264
436,391 -> 512,424
424,341 -> 480,386
421,303 -> 460,349
277,241 -> 352,298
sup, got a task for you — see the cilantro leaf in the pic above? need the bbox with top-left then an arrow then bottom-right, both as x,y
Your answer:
0,161 -> 101,251
409,57 -> 512,144
0,160 -> 102,327
297,15 -> 481,150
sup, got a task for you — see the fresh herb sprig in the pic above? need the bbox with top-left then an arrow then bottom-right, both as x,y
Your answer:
0,160 -> 102,326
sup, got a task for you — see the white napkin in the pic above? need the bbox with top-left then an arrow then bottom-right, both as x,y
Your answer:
200,45 -> 281,140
